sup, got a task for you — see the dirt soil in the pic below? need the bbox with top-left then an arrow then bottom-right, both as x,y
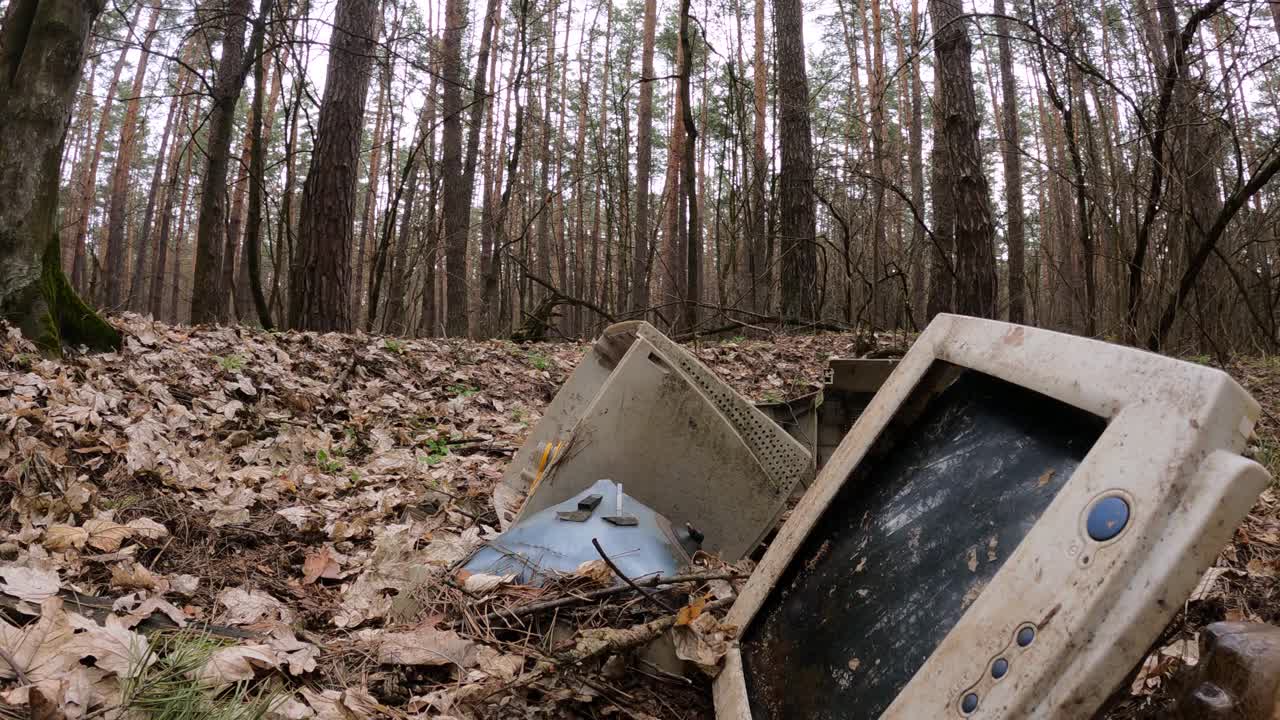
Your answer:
0,317 -> 1275,719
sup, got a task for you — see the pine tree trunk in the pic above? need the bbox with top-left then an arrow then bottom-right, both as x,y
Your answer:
930,0 -> 997,318
994,0 -> 1025,323
868,0 -> 887,326
190,0 -> 252,325
287,0 -> 377,331
241,0 -> 274,329
476,0 -> 504,333
660,43 -> 687,324
679,0 -> 699,332
460,0 -> 501,331
353,9 -> 390,328
168,130 -> 199,325
926,71 -> 955,321
127,52 -> 182,313
70,3 -> 137,293
907,0 -> 926,326
630,0 -> 658,315
102,6 -> 159,310
775,0 -> 818,322
749,0 -> 768,315
151,87 -> 199,321
235,49 -> 282,322
61,50 -> 98,275
382,116 -> 424,335
0,0 -> 120,354
439,0 -> 470,337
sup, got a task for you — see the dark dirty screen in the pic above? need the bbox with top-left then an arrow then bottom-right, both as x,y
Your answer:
740,368 -> 1106,719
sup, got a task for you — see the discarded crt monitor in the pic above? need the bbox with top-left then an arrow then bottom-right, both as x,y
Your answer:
463,479 -> 698,585
714,314 -> 1270,720
494,321 -> 811,562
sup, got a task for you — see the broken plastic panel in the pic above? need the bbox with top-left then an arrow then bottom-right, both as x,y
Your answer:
713,315 -> 1270,720
463,479 -> 696,586
494,321 -> 812,561
756,358 -> 899,485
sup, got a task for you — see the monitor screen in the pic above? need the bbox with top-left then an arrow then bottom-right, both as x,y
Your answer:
740,366 -> 1107,719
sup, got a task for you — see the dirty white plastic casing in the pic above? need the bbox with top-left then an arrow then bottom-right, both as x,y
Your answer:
494,321 -> 812,562
713,314 -> 1269,720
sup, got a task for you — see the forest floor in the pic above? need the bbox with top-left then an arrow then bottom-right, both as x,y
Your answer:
0,317 -> 1277,719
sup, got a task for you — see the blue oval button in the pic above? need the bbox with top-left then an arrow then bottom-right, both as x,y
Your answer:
991,658 -> 1009,679
1087,496 -> 1131,542
1017,626 -> 1036,647
961,693 -> 979,713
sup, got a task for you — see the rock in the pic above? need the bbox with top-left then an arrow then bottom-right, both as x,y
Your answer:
1175,622 -> 1280,719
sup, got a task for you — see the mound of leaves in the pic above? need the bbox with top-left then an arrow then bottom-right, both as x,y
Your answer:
0,316 -> 874,719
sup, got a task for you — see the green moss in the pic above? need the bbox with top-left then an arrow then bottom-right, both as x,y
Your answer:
31,233 -> 121,356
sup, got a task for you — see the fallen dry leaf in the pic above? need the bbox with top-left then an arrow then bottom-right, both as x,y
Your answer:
42,525 -> 88,552
302,548 -> 342,585
218,586 -> 292,625
82,518 -> 132,552
110,562 -> 166,592
371,625 -> 477,668
197,644 -> 278,686
460,571 -> 514,594
676,594 -> 709,627
125,517 -> 169,540
671,612 -> 734,677
0,565 -> 60,602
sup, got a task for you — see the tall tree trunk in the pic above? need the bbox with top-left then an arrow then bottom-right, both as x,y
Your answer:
70,3 -> 137,293
0,0 -> 120,354
907,0 -> 926,326
927,72 -> 955,320
480,0 -> 530,335
354,68 -> 389,327
126,51 -> 182,313
190,0 -> 253,325
168,123 -> 199,324
61,49 -> 98,275
868,0 -> 887,326
353,4 -> 392,328
102,6 -> 159,310
533,0 -> 559,308
477,0 -> 505,333
148,62 -> 196,319
679,0 -> 699,332
749,0 -> 768,314
382,112 -> 426,335
630,0 -> 658,314
994,0 -> 1025,323
930,0 -> 997,318
241,0 -> 274,329
660,42 -> 687,325
439,0 -> 470,337
234,47 -> 282,322
287,0 -> 377,331
775,0 -> 817,322
460,0 -> 501,331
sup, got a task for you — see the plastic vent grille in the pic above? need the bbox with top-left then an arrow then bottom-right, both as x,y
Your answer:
640,327 -> 809,497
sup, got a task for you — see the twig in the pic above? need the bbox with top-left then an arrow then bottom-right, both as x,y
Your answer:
592,538 -> 677,614
556,597 -> 733,665
469,571 -> 741,624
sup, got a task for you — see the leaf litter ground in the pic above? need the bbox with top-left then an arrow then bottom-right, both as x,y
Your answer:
0,317 -> 1276,719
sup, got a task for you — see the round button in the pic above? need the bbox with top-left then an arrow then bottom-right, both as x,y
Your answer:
991,658 -> 1009,679
1087,496 -> 1131,542
1017,626 -> 1036,647
961,693 -> 979,714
